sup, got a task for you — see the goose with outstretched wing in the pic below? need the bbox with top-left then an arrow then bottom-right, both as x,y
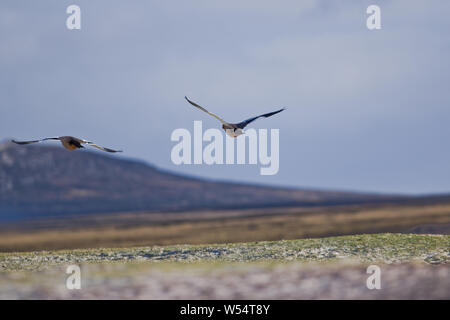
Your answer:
185,96 -> 285,137
12,136 -> 122,153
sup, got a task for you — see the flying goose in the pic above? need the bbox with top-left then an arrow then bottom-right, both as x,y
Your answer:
11,136 -> 122,153
185,96 -> 285,137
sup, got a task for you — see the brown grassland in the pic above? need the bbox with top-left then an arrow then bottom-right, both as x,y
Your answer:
1,201 -> 449,252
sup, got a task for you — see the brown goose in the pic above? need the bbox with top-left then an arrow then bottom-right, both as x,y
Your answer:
11,136 -> 122,153
185,96 -> 285,137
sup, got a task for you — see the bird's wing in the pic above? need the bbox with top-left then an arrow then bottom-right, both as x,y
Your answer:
235,108 -> 286,129
11,137 -> 59,145
185,96 -> 228,125
86,142 -> 123,153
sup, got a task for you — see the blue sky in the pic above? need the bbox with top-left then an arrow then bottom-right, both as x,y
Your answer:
1,1 -> 449,194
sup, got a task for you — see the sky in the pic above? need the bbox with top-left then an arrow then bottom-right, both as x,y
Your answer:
0,1 -> 449,195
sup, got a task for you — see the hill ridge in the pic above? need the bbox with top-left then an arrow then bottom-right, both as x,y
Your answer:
0,142 -> 396,220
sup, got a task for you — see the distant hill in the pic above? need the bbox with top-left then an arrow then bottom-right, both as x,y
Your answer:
0,142 -> 397,221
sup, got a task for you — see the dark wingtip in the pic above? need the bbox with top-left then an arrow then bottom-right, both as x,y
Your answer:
107,148 -> 123,153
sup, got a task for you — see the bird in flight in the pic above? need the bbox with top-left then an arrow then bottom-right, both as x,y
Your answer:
184,96 -> 285,137
11,136 -> 122,153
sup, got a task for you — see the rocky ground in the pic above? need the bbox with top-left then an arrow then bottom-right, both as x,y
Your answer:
0,233 -> 448,299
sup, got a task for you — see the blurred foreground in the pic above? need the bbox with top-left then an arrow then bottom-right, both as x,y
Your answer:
0,234 -> 448,299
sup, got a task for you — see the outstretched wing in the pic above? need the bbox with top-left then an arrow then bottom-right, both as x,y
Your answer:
86,142 -> 122,153
235,108 -> 285,129
185,96 -> 228,125
11,137 -> 59,145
